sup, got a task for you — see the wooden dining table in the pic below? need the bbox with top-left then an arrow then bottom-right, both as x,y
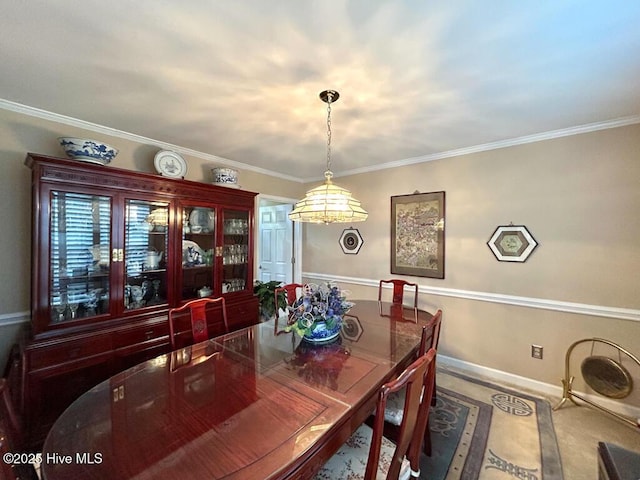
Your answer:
41,300 -> 434,480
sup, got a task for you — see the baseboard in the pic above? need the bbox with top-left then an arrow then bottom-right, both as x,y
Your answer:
438,354 -> 640,423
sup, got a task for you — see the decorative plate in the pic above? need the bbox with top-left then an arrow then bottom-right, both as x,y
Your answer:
154,151 -> 187,178
189,208 -> 215,232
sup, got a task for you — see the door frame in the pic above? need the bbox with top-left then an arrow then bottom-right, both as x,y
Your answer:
254,194 -> 302,284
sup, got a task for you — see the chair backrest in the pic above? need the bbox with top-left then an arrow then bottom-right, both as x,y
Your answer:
366,348 -> 436,480
274,283 -> 303,311
168,297 -> 228,350
378,279 -> 418,308
418,309 -> 443,356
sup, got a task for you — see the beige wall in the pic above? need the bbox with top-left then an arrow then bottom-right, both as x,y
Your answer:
2,105 -> 639,411
302,123 -> 640,408
0,106 -> 304,326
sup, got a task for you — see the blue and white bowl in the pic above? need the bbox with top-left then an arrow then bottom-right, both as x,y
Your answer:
58,137 -> 118,165
212,167 -> 238,185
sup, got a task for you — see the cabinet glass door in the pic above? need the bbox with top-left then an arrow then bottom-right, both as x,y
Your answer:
222,209 -> 250,293
182,206 -> 216,300
50,192 -> 111,323
124,200 -> 169,310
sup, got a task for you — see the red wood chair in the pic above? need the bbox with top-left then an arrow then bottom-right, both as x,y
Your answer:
378,279 -> 418,308
168,297 -> 229,350
274,283 -> 304,310
382,309 -> 442,456
315,348 -> 437,480
0,379 -> 39,480
273,283 -> 303,334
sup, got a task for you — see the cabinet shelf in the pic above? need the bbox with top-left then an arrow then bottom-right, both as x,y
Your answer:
60,272 -> 109,281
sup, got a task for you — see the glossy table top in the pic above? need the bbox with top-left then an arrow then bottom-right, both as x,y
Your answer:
42,300 -> 433,480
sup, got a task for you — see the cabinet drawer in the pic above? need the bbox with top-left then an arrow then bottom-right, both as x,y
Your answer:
226,298 -> 259,329
28,334 -> 112,371
114,321 -> 169,349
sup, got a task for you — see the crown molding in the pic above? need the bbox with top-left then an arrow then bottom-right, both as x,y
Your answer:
0,99 -> 303,183
303,272 -> 640,322
323,114 -> 640,181
4,98 -> 639,185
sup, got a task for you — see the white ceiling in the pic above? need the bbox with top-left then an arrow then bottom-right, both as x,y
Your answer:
1,1 -> 639,181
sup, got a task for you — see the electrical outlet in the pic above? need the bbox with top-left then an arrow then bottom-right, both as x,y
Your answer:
531,345 -> 543,359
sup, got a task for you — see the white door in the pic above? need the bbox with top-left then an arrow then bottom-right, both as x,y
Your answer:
258,204 -> 293,283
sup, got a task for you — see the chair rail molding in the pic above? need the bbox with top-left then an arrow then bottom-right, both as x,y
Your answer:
0,311 -> 30,327
303,272 -> 640,323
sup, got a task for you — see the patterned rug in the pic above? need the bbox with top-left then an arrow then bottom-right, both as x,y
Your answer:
420,370 -> 564,480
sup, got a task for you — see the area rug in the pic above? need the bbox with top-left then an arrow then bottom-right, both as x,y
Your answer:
420,370 -> 564,480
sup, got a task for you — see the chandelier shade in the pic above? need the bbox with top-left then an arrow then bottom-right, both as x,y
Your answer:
288,172 -> 368,224
288,90 -> 368,224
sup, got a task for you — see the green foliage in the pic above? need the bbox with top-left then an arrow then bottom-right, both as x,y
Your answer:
253,280 -> 286,317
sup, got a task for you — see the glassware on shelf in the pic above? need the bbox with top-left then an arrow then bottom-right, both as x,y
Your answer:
222,278 -> 246,293
54,302 -> 67,322
223,244 -> 248,265
223,218 -> 248,235
68,294 -> 79,319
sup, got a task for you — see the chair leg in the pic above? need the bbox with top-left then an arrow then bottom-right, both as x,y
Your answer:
423,417 -> 432,456
431,375 -> 437,406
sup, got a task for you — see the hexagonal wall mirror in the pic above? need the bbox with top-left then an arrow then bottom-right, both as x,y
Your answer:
487,224 -> 538,262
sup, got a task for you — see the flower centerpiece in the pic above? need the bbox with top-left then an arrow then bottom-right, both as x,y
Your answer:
286,282 -> 354,343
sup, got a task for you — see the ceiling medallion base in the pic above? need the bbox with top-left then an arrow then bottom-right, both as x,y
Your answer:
319,90 -> 339,103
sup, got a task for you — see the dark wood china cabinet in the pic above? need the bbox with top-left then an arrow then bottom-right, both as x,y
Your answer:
13,153 -> 259,449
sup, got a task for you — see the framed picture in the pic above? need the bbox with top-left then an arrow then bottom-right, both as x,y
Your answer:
339,228 -> 364,254
391,191 -> 445,279
487,224 -> 538,262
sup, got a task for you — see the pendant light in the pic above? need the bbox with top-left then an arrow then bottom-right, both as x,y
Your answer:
288,90 -> 368,224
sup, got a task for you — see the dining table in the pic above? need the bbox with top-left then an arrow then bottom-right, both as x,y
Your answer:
40,300 -> 434,480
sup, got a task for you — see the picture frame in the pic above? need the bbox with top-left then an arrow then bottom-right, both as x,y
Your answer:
391,191 -> 445,279
487,224 -> 538,262
339,228 -> 364,254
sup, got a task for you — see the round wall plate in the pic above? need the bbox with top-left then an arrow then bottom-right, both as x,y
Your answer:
154,150 -> 187,178
339,228 -> 363,254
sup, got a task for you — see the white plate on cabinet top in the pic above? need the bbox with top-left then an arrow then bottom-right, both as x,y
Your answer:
154,151 -> 187,178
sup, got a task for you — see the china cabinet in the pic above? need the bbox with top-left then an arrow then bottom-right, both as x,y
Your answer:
15,153 -> 259,449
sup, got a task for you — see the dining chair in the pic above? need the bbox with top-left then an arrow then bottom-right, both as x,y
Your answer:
314,348 -> 437,480
168,297 -> 229,350
273,283 -> 303,334
382,309 -> 442,456
274,283 -> 304,310
0,379 -> 39,480
378,279 -> 418,309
